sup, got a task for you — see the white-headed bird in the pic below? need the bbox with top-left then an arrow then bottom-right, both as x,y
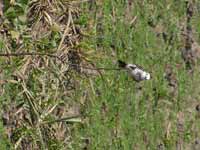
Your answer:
118,60 -> 151,82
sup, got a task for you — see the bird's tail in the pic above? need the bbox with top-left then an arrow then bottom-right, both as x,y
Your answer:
118,60 -> 127,68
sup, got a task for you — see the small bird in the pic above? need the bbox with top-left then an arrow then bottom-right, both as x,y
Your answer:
118,60 -> 151,82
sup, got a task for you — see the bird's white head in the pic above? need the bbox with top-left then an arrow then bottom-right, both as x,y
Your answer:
145,73 -> 151,80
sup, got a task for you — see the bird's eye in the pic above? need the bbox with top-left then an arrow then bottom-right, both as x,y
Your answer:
129,66 -> 136,70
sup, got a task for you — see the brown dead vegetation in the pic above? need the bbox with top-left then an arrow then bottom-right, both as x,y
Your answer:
181,1 -> 200,72
0,0 -> 96,149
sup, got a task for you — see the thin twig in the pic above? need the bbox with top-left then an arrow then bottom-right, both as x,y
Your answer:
0,52 -> 121,71
0,52 -> 58,57
71,0 -> 91,4
57,9 -> 72,51
42,115 -> 82,124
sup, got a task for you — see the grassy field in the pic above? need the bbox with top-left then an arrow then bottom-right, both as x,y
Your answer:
1,0 -> 200,149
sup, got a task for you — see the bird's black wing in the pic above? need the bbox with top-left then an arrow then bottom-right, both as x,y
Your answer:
118,60 -> 127,68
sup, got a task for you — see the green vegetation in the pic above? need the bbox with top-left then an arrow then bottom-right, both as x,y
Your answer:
0,0 -> 200,149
